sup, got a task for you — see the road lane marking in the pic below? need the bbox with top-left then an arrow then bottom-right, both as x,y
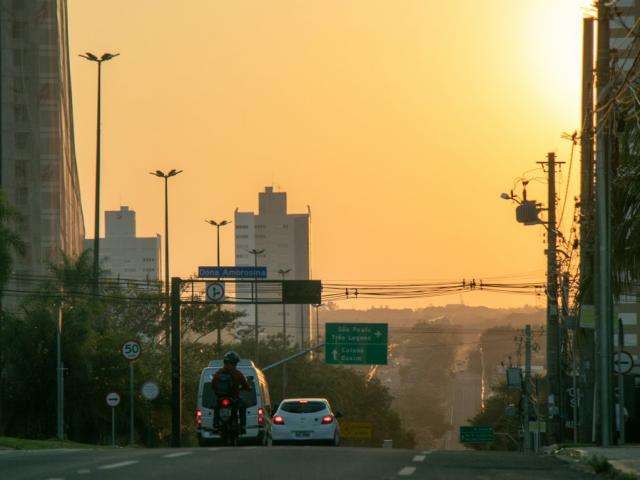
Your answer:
77,469 -> 91,474
421,450 -> 433,455
98,460 -> 139,470
163,451 -> 193,458
398,466 -> 416,476
412,455 -> 426,462
208,447 -> 220,451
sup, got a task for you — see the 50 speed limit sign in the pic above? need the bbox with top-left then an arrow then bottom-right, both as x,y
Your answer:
122,339 -> 142,361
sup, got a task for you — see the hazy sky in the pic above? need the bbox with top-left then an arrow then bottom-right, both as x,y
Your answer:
68,0 -> 587,309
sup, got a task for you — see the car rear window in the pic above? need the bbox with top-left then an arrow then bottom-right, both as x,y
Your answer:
202,375 -> 257,408
280,401 -> 327,413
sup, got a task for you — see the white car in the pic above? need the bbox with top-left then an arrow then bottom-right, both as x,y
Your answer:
270,398 -> 341,446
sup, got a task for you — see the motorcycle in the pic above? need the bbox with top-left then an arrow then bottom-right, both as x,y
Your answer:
217,397 -> 241,446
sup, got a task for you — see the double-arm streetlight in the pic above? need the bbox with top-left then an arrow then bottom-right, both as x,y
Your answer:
249,248 -> 266,346
278,268 -> 291,398
205,219 -> 231,269
150,169 -> 183,298
205,219 -> 231,354
79,52 -> 119,293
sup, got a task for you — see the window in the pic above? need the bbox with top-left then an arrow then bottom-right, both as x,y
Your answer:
11,21 -> 26,40
15,132 -> 30,150
236,234 -> 249,239
280,401 -> 327,414
14,104 -> 28,122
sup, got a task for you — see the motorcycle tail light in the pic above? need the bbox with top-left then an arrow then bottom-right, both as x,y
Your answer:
220,398 -> 231,408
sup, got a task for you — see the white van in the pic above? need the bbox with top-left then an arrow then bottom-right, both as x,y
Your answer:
196,359 -> 272,446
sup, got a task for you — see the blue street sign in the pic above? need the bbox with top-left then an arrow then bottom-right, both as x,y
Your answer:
198,266 -> 267,279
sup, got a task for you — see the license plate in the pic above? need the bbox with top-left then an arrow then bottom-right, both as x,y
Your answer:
294,431 -> 311,437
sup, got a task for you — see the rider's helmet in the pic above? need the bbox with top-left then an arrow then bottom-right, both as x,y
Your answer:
223,350 -> 240,366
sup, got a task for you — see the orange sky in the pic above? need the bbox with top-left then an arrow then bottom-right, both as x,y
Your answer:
68,0 -> 587,309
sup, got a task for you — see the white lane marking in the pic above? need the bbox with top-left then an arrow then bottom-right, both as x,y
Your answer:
163,451 -> 193,458
98,460 -> 139,470
398,466 -> 416,476
77,469 -> 91,474
421,450 -> 433,455
208,447 -> 220,451
413,455 -> 426,462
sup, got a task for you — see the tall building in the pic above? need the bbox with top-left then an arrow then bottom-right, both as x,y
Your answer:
235,187 -> 310,346
84,206 -> 161,283
1,1 -> 84,295
610,0 -> 640,73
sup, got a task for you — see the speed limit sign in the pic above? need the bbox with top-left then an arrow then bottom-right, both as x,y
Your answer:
122,339 -> 141,361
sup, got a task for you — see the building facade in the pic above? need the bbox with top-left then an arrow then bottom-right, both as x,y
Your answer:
235,187 -> 311,346
610,0 -> 640,73
84,206 -> 161,284
1,1 -> 84,298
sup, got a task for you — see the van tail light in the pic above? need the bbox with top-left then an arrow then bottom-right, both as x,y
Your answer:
272,415 -> 285,425
195,408 -> 202,427
258,408 -> 265,426
220,398 -> 231,408
321,415 -> 334,424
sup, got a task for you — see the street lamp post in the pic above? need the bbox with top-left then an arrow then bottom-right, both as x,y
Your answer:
249,249 -> 265,361
314,303 -> 324,345
206,219 -> 231,354
150,170 -> 182,299
79,52 -> 119,294
278,268 -> 291,399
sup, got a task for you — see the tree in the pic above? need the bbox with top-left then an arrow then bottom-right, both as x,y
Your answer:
469,382 -> 521,451
0,190 -> 25,297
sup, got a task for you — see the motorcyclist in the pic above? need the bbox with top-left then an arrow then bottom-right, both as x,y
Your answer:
211,351 -> 251,434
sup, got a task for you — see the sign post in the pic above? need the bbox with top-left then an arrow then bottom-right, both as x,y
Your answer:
106,392 -> 121,447
122,340 -> 141,446
325,323 -> 388,365
141,381 -> 159,447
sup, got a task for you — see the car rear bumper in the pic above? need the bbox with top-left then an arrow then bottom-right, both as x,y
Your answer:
199,426 -> 263,440
271,425 -> 336,441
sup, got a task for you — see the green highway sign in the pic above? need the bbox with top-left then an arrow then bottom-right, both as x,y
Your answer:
459,426 -> 494,444
325,323 -> 388,365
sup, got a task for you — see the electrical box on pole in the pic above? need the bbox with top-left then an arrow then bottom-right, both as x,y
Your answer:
516,201 -> 541,225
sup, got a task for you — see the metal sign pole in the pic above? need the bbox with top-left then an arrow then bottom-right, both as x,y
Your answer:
130,362 -> 135,446
112,406 -> 116,447
617,318 -> 625,445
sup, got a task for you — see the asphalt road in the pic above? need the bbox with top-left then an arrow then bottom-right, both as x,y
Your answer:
1,446 -> 597,480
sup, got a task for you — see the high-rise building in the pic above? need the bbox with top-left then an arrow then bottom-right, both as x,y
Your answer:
84,206 -> 161,283
610,0 -> 640,73
1,1 -> 85,295
235,187 -> 310,346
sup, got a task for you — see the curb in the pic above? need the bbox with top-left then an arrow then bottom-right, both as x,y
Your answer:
554,447 -> 638,479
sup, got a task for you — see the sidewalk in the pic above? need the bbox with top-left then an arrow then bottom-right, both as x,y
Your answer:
561,446 -> 640,478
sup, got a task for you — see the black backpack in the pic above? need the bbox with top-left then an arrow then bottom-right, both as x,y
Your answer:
214,371 -> 234,397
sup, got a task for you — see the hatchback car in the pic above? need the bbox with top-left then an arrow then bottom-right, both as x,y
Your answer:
270,398 -> 341,446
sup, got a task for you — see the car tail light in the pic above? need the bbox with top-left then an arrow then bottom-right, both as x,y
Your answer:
321,415 -> 334,424
272,415 -> 285,425
220,398 -> 231,408
195,408 -> 202,427
258,408 -> 265,426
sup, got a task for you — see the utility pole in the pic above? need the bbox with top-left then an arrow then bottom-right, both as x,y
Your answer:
579,14 -> 596,446
595,0 -> 613,447
562,272 -> 578,444
56,291 -> 64,440
524,324 -> 532,452
617,318 -> 625,445
539,152 -> 561,441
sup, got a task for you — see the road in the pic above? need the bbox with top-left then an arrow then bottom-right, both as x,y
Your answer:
1,446 -> 596,480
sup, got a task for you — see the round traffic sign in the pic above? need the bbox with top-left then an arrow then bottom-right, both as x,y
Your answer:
141,381 -> 160,401
614,351 -> 634,375
106,391 -> 121,407
122,339 -> 142,361
206,282 -> 225,303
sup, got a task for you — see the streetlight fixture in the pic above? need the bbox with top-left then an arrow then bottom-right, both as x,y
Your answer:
205,219 -> 231,269
150,169 -> 183,298
79,52 -> 119,293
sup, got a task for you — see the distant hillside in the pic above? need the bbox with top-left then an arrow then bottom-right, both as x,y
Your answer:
319,303 -> 545,329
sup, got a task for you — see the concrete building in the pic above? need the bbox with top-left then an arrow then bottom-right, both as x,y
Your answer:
610,0 -> 640,73
1,1 -> 84,299
235,187 -> 310,346
84,206 -> 161,284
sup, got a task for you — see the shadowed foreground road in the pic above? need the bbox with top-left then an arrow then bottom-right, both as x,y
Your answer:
1,446 -> 597,480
